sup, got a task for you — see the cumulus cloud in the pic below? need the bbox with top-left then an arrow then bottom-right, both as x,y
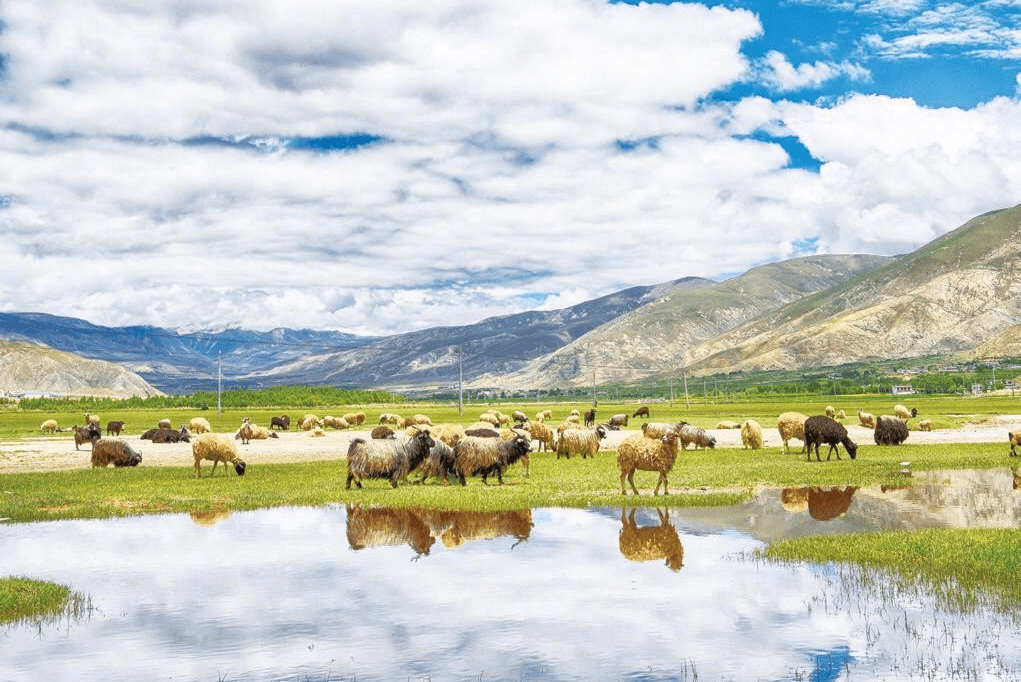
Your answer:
0,0 -> 1019,336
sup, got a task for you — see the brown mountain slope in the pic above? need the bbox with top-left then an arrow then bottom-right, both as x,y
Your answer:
0,340 -> 163,398
681,204 -> 1021,373
481,253 -> 893,388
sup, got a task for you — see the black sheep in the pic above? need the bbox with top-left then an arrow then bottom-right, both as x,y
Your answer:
874,415 -> 909,445
803,415 -> 858,461
140,425 -> 190,443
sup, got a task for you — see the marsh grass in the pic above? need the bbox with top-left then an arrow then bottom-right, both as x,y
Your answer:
0,576 -> 91,627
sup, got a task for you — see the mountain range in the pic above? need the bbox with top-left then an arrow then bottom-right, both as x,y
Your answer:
2,204 -> 1020,397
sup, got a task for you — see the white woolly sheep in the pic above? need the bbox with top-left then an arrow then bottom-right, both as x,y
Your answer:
512,410 -> 528,424
478,412 -> 500,427
535,409 -> 552,422
617,431 -> 682,496
378,412 -> 403,425
192,433 -> 246,477
91,438 -> 142,468
556,425 -> 608,459
837,409 -> 846,420
858,409 -> 876,428
403,413 -> 433,428
803,415 -> 858,461
1010,430 -> 1021,457
299,414 -> 323,430
894,404 -> 917,421
714,420 -> 740,429
678,424 -> 716,450
740,419 -> 763,450
157,418 -> 172,430
236,423 -> 278,441
454,434 -> 531,486
825,405 -> 836,418
311,427 -> 325,437
607,413 -> 629,429
84,412 -> 100,426
40,419 -> 58,433
323,415 -> 350,429
526,420 -> 556,453
408,422 -> 465,448
874,415 -> 909,446
777,412 -> 809,454
346,429 -> 436,489
641,422 -> 686,440
188,417 -> 211,434
917,418 -> 932,431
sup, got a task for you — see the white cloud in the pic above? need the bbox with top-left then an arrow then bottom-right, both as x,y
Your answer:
756,50 -> 870,91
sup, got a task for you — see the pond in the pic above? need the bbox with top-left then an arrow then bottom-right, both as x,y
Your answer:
3,468 -> 1021,681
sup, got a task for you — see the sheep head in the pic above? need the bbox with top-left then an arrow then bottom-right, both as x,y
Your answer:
234,460 -> 247,476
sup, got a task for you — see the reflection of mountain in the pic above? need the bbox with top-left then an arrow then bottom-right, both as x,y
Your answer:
618,508 -> 684,572
344,506 -> 532,556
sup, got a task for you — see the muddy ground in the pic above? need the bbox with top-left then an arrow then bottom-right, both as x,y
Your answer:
2,416 -> 1018,474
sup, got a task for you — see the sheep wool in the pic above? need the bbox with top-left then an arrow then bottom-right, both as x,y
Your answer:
804,416 -> 858,461
346,430 -> 436,489
617,432 -> 682,496
678,424 -> 716,450
777,412 -> 809,453
192,433 -> 246,477
556,425 -> 607,459
454,434 -> 531,486
874,415 -> 909,446
40,419 -> 58,433
91,438 -> 142,468
1010,430 -> 1021,457
740,419 -> 763,450
858,409 -> 876,428
188,417 -> 211,434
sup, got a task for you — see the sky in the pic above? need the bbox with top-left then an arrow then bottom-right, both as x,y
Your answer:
1,0 -> 1020,337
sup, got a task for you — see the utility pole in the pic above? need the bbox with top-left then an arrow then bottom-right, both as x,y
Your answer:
217,351 -> 222,417
457,347 -> 463,417
682,369 -> 689,410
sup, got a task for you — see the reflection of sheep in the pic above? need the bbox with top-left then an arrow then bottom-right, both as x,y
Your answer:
345,504 -> 435,557
40,419 -> 58,433
105,420 -> 125,436
188,417 -> 210,434
618,508 -> 684,572
556,425 -> 607,459
777,412 -> 809,453
874,415 -> 909,445
740,419 -> 763,449
90,438 -> 142,468
780,486 -> 858,520
74,423 -> 102,450
858,409 -> 876,428
894,404 -> 917,421
189,509 -> 232,526
454,434 -> 531,486
346,429 -> 436,489
617,432 -> 682,495
678,424 -> 715,450
917,419 -> 932,431
427,509 -> 533,548
632,406 -> 650,419
803,416 -> 858,461
192,433 -> 246,477
1011,430 -> 1021,457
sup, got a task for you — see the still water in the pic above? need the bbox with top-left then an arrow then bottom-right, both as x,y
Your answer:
3,469 -> 1021,681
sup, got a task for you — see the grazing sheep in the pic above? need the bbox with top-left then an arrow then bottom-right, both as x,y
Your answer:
192,433 -> 246,477
40,419 -> 58,434
825,405 -> 836,418
140,426 -> 191,443
1010,430 -> 1021,457
415,439 -> 458,485
632,406 -> 650,419
803,415 -> 858,461
584,408 -> 597,428
777,412 -> 809,453
678,424 -> 716,450
535,409 -> 552,422
378,412 -> 403,425
105,420 -> 126,436
299,414 -> 323,430
512,410 -> 529,424
641,422 -> 686,440
917,418 -> 933,431
556,425 -> 608,459
90,438 -> 142,468
371,425 -> 396,439
837,409 -> 846,420
323,415 -> 350,429
157,418 -> 172,430
714,420 -> 740,429
740,419 -> 763,450
84,412 -> 100,426
342,412 -> 360,426
346,429 -> 436,489
858,409 -> 876,428
874,415 -> 909,445
454,434 -> 532,486
526,420 -> 556,453
406,413 -> 433,427
617,431 -> 682,496
478,412 -> 500,427
607,413 -> 629,429
894,404 -> 917,421
188,417 -> 210,434
270,415 -> 291,430
618,508 -> 684,571
73,423 -> 102,450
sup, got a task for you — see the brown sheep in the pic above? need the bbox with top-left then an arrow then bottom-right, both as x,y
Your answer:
192,433 -> 246,477
618,508 -> 683,571
616,431 -> 682,496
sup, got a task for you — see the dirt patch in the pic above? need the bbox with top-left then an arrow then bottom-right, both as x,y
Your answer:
1,419 -> 1017,475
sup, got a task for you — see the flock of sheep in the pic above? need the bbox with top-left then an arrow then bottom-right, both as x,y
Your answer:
35,402 -> 1021,496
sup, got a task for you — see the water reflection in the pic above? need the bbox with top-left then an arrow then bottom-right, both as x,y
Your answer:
344,505 -> 533,556
781,486 -> 858,521
618,508 -> 684,571
189,509 -> 232,527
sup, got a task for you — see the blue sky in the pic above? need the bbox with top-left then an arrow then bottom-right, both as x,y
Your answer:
0,0 -> 1019,335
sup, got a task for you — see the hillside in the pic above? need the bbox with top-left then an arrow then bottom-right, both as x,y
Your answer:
0,340 -> 162,398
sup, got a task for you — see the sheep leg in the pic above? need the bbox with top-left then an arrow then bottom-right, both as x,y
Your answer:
653,472 -> 668,496
345,472 -> 361,489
